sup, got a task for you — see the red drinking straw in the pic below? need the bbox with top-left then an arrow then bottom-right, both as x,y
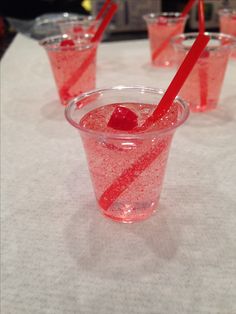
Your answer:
182,0 -> 197,16
141,35 -> 210,130
88,0 -> 112,33
92,2 -> 117,43
198,0 -> 205,34
96,0 -> 113,21
198,0 -> 208,110
152,0 -> 196,62
99,33 -> 210,211
60,3 -> 118,98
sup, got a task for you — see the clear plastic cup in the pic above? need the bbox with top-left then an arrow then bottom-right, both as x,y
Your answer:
65,86 -> 189,223
218,9 -> 236,59
40,33 -> 98,106
59,16 -> 100,38
143,12 -> 188,67
172,32 -> 236,112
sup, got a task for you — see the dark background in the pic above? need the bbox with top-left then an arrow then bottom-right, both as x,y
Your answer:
1,1 -> 88,58
0,0 -> 221,58
0,0 -> 88,19
0,0 -> 191,20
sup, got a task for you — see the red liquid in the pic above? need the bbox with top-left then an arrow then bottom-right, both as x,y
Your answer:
147,20 -> 186,67
47,42 -> 97,105
220,15 -> 236,36
177,46 -> 230,112
219,15 -> 236,58
79,103 -> 178,223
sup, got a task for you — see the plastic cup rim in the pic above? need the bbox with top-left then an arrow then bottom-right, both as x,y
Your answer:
65,85 -> 190,139
171,32 -> 236,51
58,15 -> 101,27
39,33 -> 98,51
143,12 -> 189,23
218,8 -> 236,16
34,12 -> 80,25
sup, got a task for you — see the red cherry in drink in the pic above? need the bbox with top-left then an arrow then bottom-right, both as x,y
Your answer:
73,26 -> 83,33
200,50 -> 210,58
108,106 -> 138,131
60,39 -> 75,47
157,17 -> 168,25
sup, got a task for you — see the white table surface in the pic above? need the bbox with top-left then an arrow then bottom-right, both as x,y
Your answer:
1,34 -> 236,314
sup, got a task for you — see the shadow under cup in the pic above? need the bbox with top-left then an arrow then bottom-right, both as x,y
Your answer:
65,86 -> 189,223
172,32 -> 236,112
40,34 -> 98,106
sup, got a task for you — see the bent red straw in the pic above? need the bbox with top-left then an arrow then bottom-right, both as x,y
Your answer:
99,33 -> 210,211
60,3 -> 118,99
96,0 -> 113,21
198,0 -> 208,110
88,0 -> 113,33
152,0 -> 196,62
141,33 -> 210,130
92,2 -> 117,43
198,0 -> 205,34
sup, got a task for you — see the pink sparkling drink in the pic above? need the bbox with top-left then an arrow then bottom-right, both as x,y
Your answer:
65,87 -> 189,223
219,9 -> 236,58
172,33 -> 235,112
143,13 -> 188,67
40,34 -> 98,105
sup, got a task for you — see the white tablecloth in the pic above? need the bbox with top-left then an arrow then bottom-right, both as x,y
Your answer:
1,34 -> 236,314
